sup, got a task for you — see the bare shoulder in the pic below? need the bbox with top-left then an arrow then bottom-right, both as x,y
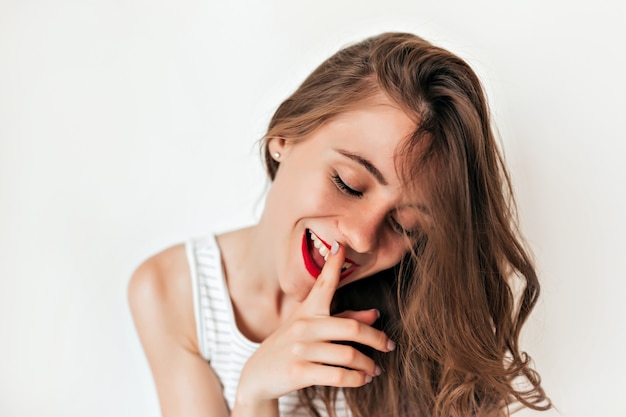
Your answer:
128,244 -> 230,416
128,243 -> 198,353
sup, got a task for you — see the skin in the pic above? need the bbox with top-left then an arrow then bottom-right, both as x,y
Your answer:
128,93 -> 425,416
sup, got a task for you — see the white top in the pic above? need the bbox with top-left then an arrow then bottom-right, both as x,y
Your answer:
186,235 -> 350,416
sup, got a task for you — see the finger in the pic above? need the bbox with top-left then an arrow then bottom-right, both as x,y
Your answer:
298,316 -> 394,353
290,362 -> 372,389
302,241 -> 345,314
334,309 -> 380,326
292,342 -> 380,377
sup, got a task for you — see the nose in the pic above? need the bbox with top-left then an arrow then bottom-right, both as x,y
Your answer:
338,208 -> 385,254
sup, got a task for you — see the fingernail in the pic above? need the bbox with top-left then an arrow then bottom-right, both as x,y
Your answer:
374,365 -> 382,376
331,240 -> 339,255
370,308 -> 380,319
387,339 -> 396,351
365,374 -> 373,383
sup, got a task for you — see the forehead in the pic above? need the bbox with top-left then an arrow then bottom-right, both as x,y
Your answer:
323,98 -> 428,209
328,96 -> 416,160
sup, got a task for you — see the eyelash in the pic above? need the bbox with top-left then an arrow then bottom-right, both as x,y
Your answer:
332,173 -> 363,198
388,217 -> 406,235
332,172 -> 412,236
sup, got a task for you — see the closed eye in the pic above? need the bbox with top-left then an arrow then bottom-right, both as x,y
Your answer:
388,216 -> 406,235
388,215 -> 421,238
332,173 -> 363,198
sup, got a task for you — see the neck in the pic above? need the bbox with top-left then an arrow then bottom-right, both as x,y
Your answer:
216,225 -> 299,341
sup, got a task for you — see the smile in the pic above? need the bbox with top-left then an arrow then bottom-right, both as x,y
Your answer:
301,229 -> 358,279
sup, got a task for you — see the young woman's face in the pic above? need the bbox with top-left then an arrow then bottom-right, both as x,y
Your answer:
262,94 -> 425,301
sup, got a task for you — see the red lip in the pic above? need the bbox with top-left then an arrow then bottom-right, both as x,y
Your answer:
301,230 -> 358,280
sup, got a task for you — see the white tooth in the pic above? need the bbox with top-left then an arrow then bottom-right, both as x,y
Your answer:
313,239 -> 322,249
319,246 -> 329,257
324,254 -> 329,261
343,262 -> 350,269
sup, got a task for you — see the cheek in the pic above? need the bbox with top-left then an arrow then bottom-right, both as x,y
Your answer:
379,236 -> 411,267
274,153 -> 336,210
263,183 -> 292,223
299,172 -> 342,214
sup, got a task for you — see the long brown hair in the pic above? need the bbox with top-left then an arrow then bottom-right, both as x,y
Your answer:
263,32 -> 551,417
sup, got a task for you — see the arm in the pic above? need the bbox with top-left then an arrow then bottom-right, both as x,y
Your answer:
128,244 -> 229,417
130,243 -> 392,417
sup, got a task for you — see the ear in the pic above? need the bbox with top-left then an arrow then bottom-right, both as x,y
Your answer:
267,136 -> 291,161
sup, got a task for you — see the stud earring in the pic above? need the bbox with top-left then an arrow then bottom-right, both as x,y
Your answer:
273,152 -> 280,160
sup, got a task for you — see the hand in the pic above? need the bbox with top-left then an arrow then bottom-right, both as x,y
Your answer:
234,242 -> 394,412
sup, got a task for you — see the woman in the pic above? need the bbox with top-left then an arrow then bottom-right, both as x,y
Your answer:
129,32 -> 551,416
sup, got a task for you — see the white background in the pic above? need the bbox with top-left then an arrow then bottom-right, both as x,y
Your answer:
1,1 -> 625,416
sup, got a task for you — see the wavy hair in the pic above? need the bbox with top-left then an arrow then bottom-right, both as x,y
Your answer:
262,32 -> 551,417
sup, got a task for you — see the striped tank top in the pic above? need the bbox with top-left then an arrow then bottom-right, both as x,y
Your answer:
186,235 -> 350,416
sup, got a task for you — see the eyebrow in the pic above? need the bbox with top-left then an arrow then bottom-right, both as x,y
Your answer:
335,149 -> 388,185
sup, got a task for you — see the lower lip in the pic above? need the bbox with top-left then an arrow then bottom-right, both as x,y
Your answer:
301,231 -> 356,280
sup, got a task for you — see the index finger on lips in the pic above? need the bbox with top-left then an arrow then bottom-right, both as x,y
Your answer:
303,240 -> 344,315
